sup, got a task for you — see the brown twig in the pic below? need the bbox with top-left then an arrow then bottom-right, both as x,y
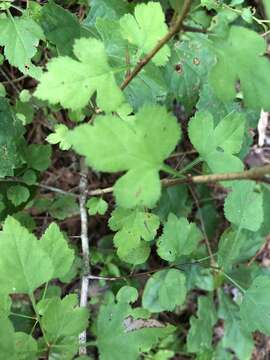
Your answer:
120,0 -> 192,90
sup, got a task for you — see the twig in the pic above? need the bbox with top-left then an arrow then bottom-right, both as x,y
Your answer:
188,185 -> 215,266
78,159 -> 90,356
120,0 -> 192,90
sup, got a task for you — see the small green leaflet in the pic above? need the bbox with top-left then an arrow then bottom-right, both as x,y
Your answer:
240,275 -> 270,335
187,296 -> 217,354
24,144 -> 52,172
116,286 -> 138,304
97,289 -> 174,360
7,185 -> 30,207
86,197 -> 108,216
46,124 -> 71,151
142,269 -> 187,312
120,2 -> 170,66
157,213 -> 202,262
35,37 -> 126,112
69,105 -> 181,208
188,110 -> 245,176
0,15 -> 44,79
108,207 -> 160,264
209,26 -> 270,110
224,181 -> 263,232
40,1 -> 90,56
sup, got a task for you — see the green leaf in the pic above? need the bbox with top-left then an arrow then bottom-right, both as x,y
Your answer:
35,37 -> 126,112
219,291 -> 253,360
188,110 -> 245,176
97,296 -> 174,360
84,0 -> 130,28
0,316 -> 15,359
48,195 -> 79,220
157,213 -> 202,262
0,217 -> 53,294
240,275 -> 270,335
209,26 -> 270,110
40,223 -> 74,279
154,185 -> 191,222
69,105 -> 181,208
24,144 -> 52,171
86,197 -> 108,215
41,294 -> 89,343
109,207 -> 160,264
46,124 -> 71,151
0,99 -> 25,177
187,296 -> 217,354
116,286 -> 138,304
142,269 -> 187,312
120,2 -> 170,66
15,332 -> 38,360
224,181 -> 263,232
0,15 -> 44,78
7,185 -> 30,207
218,228 -> 265,271
40,0 -> 90,56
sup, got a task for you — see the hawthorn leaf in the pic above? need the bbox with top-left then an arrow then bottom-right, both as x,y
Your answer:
0,217 -> 53,294
97,296 -> 174,360
120,2 -> 170,66
41,294 -> 89,343
157,213 -> 202,262
7,185 -> 30,207
24,144 -> 52,172
109,207 -> 159,264
187,296 -> 217,353
40,1 -> 90,55
0,316 -> 15,359
210,26 -> 270,110
46,124 -> 71,151
188,111 -> 245,176
40,223 -> 74,279
15,332 -> 38,360
142,269 -> 187,312
240,275 -> 270,335
86,197 -> 108,216
69,105 -> 181,208
35,37 -> 126,112
224,181 -> 263,231
219,291 -> 253,360
0,15 -> 44,78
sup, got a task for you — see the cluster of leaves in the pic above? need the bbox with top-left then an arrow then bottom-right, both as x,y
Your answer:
1,0 -> 270,359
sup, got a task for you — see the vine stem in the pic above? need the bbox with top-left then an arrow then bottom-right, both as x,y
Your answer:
120,0 -> 193,90
78,158 -> 90,356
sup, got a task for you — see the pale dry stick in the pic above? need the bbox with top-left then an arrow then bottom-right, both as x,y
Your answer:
78,159 -> 90,356
120,0 -> 192,90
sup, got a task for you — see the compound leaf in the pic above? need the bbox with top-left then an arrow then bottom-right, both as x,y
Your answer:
69,105 -> 181,208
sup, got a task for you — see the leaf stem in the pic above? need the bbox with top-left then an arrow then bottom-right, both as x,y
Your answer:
120,0 -> 193,90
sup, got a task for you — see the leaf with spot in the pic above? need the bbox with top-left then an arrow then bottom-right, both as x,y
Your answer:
69,105 -> 181,208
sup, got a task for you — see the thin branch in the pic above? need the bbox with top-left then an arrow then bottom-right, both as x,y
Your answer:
120,0 -> 192,90
188,185 -> 215,266
78,159 -> 90,356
